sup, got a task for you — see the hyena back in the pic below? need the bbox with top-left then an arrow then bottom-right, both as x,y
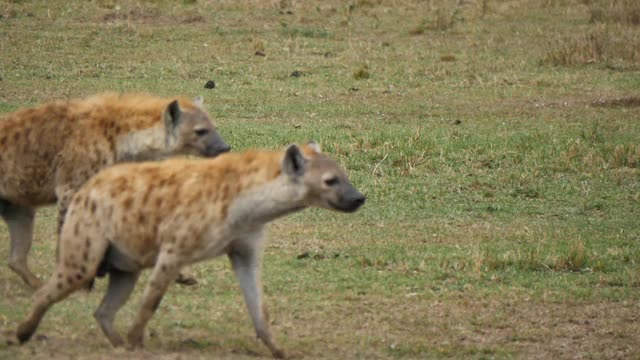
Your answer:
15,142 -> 365,358
0,93 -> 229,288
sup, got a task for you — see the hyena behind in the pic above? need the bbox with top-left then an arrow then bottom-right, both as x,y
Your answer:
15,142 -> 365,358
0,93 -> 230,288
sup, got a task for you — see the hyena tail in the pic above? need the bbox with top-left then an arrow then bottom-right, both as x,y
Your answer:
0,198 -> 8,215
83,250 -> 109,291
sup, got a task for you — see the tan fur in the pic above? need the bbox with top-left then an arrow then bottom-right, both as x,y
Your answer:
15,143 -> 365,358
0,93 -> 229,288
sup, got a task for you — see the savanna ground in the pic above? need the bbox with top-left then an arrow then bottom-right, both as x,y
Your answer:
0,0 -> 639,358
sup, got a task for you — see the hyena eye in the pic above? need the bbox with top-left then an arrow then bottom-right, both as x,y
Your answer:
324,177 -> 340,187
194,128 -> 210,136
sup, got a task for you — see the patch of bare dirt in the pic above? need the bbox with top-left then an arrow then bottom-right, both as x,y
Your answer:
532,96 -> 640,109
590,96 -> 640,108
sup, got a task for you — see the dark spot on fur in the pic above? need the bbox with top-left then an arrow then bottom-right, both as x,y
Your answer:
155,198 -> 164,208
57,282 -> 63,290
57,273 -> 63,279
90,201 -> 97,214
83,251 -> 89,261
138,213 -> 146,225
142,189 -> 151,205
123,197 -> 133,210
67,276 -> 74,284
167,248 -> 174,255
24,128 -> 31,138
221,204 -> 229,219
75,273 -> 83,280
74,223 -> 80,236
0,137 -> 6,146
80,265 -> 87,274
161,265 -> 167,272
221,184 -> 230,201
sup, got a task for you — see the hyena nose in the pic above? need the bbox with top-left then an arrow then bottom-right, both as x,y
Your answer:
352,195 -> 366,208
343,192 -> 365,212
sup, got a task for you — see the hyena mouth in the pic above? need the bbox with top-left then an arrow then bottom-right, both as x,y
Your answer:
205,145 -> 231,157
329,198 -> 365,213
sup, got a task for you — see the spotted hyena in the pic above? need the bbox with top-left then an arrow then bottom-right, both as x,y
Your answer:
15,142 -> 365,358
0,93 -> 230,288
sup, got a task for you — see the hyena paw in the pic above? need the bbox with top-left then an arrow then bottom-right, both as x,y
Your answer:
175,272 -> 198,286
126,331 -> 144,349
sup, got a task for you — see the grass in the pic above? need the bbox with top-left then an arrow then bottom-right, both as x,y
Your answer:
1,0 -> 639,358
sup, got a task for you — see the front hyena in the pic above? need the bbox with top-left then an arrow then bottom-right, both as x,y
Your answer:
0,93 -> 230,288
15,142 -> 365,358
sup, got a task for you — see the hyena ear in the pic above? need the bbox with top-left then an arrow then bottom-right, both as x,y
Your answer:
282,144 -> 306,179
193,96 -> 204,108
164,100 -> 183,130
307,141 -> 322,154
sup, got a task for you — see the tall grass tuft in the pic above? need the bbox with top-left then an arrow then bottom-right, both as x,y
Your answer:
541,25 -> 640,66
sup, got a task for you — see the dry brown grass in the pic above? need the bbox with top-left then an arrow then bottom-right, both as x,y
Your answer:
588,0 -> 640,25
542,24 -> 640,66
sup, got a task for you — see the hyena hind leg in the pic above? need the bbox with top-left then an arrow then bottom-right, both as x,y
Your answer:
94,269 -> 140,347
16,268 -> 91,343
0,200 -> 41,289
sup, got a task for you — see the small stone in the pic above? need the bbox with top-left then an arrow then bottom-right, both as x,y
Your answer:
255,50 -> 266,57
290,70 -> 302,77
204,80 -> 216,89
296,252 -> 310,259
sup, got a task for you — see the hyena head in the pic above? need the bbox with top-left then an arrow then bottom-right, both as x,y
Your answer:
284,142 -> 366,213
163,97 -> 230,157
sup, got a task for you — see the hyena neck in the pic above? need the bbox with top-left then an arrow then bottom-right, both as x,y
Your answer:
115,125 -> 171,162
226,172 -> 307,230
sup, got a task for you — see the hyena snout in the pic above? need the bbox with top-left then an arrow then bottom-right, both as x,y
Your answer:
332,186 -> 366,213
203,132 -> 231,157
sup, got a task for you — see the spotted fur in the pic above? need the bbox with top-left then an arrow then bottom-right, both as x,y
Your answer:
15,143 -> 365,358
0,93 -> 230,288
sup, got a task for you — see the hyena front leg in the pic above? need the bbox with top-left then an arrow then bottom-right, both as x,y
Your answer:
0,201 -> 41,289
229,246 -> 286,359
94,269 -> 140,347
127,252 -> 181,348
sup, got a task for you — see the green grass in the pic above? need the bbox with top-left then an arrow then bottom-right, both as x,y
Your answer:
1,0 -> 639,359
